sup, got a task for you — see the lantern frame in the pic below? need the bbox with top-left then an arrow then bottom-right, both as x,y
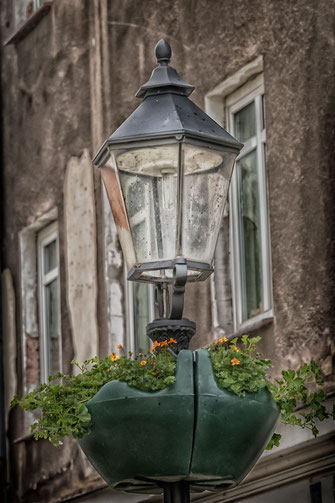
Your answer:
100,134 -> 239,283
93,41 -> 242,284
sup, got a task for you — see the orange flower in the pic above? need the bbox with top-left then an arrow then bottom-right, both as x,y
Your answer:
117,344 -> 122,349
215,336 -> 228,344
160,340 -> 168,347
107,369 -> 110,372
169,338 -> 177,344
153,340 -> 160,348
232,345 -> 240,352
219,336 -> 228,343
138,353 -> 143,357
150,346 -> 155,352
231,358 -> 240,366
110,354 -> 119,362
140,360 -> 147,366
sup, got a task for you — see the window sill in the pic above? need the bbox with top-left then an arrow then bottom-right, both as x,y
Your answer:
4,2 -> 53,46
228,311 -> 274,339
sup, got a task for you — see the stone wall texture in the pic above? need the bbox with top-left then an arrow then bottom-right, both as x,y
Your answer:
1,0 -> 335,501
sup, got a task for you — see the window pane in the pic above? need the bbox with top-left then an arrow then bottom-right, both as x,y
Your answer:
133,283 -> 151,354
234,102 -> 256,142
45,279 -> 60,375
261,94 -> 266,130
237,150 -> 263,320
44,239 -> 57,273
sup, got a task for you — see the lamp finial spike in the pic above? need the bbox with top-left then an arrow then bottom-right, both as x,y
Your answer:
155,39 -> 171,65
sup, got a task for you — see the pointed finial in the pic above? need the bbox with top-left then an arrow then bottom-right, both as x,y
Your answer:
155,39 -> 172,65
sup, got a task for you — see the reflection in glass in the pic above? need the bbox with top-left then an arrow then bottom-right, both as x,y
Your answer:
45,278 -> 60,375
237,150 -> 263,319
133,282 -> 152,354
234,102 -> 256,143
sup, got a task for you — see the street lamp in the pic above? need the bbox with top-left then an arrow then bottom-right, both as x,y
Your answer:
93,39 -> 242,351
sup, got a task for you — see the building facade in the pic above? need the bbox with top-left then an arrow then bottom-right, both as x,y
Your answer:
1,0 -> 334,502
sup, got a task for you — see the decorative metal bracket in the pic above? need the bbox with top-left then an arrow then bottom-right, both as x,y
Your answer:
155,262 -> 187,320
147,260 -> 196,354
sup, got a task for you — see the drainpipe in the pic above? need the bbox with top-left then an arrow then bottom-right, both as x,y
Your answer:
0,293 -> 7,502
0,28 -> 7,502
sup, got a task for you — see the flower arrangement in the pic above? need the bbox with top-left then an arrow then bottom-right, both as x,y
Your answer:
11,335 -> 334,450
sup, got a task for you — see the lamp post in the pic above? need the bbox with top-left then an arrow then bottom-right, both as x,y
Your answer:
92,39 -> 243,501
94,39 -> 242,347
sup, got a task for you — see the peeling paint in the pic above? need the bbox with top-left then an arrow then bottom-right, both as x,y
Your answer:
64,149 -> 99,365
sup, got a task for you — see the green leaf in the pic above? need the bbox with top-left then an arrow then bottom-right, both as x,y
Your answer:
266,433 -> 282,450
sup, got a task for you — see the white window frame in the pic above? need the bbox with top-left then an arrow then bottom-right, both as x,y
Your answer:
37,221 -> 62,383
227,75 -> 273,331
205,58 -> 273,335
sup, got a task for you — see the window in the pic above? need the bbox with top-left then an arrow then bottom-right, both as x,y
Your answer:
37,221 -> 62,382
125,277 -> 155,355
227,75 -> 272,329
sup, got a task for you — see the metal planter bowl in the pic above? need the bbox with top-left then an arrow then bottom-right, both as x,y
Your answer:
79,349 -> 280,493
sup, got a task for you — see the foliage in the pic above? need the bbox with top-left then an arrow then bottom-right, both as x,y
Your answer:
208,335 -> 272,396
208,335 -> 334,449
11,343 -> 177,447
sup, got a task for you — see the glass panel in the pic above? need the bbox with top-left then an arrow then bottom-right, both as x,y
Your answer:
237,150 -> 263,320
45,279 -> 60,375
116,145 -> 179,264
133,283 -> 151,354
182,144 -> 236,263
44,239 -> 57,273
234,102 -> 256,142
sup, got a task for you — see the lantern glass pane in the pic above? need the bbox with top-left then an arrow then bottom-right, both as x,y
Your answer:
181,144 -> 236,264
115,144 -> 179,265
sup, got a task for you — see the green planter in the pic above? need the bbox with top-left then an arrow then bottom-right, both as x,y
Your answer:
79,349 -> 280,493
189,350 -> 280,491
79,350 -> 194,493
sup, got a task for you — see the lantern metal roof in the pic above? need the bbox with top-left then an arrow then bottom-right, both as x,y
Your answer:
93,39 -> 243,167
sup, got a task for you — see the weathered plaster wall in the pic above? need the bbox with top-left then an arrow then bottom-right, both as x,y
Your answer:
1,2 -> 107,501
2,0 -> 93,386
102,0 -> 335,382
1,0 -> 335,501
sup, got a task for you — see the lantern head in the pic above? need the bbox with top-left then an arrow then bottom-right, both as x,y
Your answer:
93,40 -> 243,284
